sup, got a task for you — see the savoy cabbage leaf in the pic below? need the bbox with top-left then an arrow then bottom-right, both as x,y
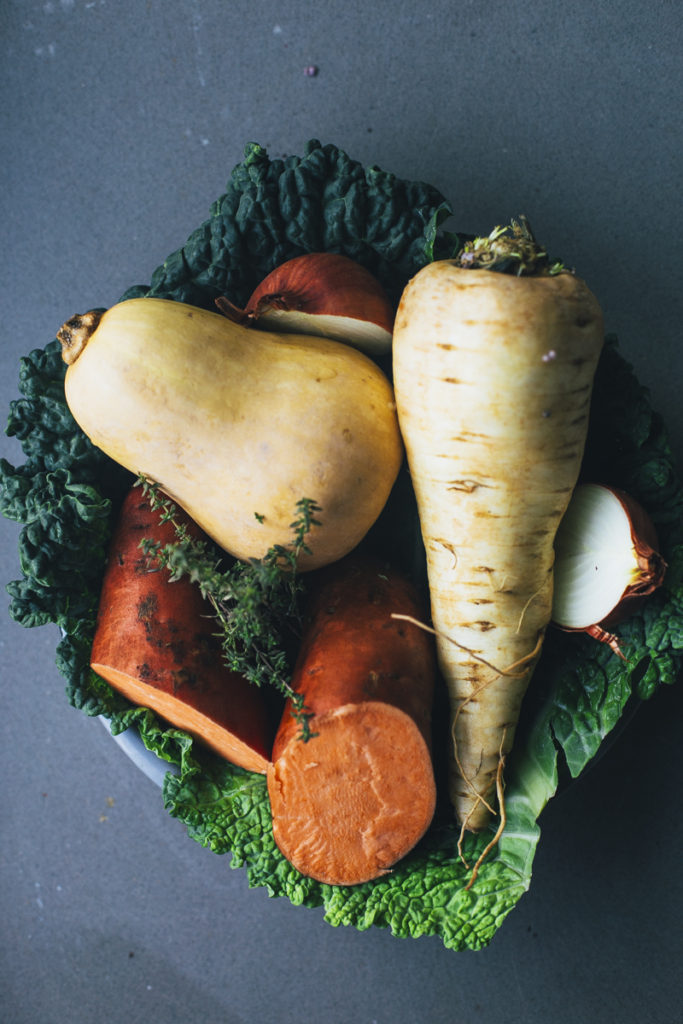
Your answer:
1,140 -> 681,952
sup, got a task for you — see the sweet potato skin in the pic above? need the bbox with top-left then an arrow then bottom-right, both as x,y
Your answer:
267,558 -> 437,885
272,558 -> 435,757
91,486 -> 272,773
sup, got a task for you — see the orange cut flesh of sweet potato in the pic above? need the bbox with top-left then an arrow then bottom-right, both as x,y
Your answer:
91,485 -> 272,774
267,558 -> 437,885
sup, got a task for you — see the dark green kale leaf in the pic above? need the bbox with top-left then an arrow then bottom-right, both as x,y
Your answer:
1,339 -> 131,639
121,139 -> 454,311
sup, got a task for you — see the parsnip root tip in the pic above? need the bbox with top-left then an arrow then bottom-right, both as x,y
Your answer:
461,728 -> 508,890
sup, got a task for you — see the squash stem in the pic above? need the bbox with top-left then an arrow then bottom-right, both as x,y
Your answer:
58,310 -> 103,365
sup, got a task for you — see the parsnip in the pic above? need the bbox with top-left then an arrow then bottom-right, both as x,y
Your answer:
392,242 -> 603,831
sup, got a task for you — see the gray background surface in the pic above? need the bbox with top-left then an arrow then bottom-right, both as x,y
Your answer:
2,2 -> 682,1022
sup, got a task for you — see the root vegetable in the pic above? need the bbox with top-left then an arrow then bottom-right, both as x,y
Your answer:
267,558 -> 437,886
91,485 -> 272,773
392,242 -> 604,832
58,297 -> 403,571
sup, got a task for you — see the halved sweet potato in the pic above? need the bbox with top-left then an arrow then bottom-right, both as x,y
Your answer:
91,485 -> 272,773
267,558 -> 437,885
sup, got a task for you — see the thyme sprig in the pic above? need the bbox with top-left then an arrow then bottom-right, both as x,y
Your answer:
137,477 -> 321,740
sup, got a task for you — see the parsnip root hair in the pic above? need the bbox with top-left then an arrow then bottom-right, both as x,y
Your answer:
392,612 -> 542,877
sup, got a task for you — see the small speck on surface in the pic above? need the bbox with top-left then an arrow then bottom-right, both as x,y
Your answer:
303,65 -> 318,76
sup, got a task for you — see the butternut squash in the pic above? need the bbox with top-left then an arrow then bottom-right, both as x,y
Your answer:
58,298 -> 403,570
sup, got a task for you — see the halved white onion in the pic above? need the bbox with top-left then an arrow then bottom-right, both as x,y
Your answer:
552,483 -> 666,632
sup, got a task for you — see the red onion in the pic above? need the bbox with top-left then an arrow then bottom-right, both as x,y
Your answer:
216,253 -> 394,355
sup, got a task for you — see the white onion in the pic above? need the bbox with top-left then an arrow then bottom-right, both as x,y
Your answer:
552,483 -> 666,640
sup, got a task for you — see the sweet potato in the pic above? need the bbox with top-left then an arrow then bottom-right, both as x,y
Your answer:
91,485 -> 272,773
267,558 -> 437,886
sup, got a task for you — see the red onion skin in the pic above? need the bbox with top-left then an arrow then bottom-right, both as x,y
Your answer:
598,486 -> 666,628
215,253 -> 395,334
